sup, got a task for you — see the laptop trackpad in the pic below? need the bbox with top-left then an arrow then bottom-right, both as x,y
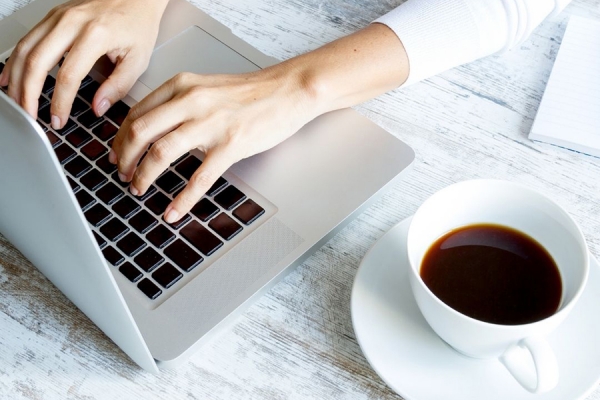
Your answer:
138,25 -> 260,90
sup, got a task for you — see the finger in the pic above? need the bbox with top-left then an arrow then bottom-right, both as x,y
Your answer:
130,122 -> 196,195
18,21 -> 79,118
110,76 -> 181,165
1,6 -> 57,87
165,147 -> 237,223
5,16 -> 59,110
93,51 -> 149,117
50,28 -> 108,129
113,94 -> 191,180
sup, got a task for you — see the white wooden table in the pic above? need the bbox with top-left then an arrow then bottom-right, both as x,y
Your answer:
1,0 -> 599,398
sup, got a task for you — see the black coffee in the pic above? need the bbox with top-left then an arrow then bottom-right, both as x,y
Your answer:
420,224 -> 562,325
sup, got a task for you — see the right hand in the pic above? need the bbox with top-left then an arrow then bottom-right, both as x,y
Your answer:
0,0 -> 168,129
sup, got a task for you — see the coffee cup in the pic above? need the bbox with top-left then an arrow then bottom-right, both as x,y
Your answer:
406,179 -> 589,393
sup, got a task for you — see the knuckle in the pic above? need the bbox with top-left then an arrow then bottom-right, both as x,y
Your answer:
189,171 -> 214,191
84,22 -> 108,38
23,49 -> 41,73
172,72 -> 194,87
149,140 -> 172,163
61,6 -> 83,22
128,119 -> 148,142
13,39 -> 30,57
55,67 -> 78,88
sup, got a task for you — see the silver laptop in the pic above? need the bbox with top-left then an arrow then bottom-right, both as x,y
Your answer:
0,0 -> 414,372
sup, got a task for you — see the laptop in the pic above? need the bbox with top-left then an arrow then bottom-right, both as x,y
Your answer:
0,0 -> 414,372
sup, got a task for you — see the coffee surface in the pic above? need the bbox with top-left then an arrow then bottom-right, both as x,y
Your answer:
420,224 -> 562,325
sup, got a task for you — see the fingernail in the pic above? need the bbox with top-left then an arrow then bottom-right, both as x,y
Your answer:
130,186 -> 139,196
108,149 -> 117,164
97,98 -> 110,116
118,172 -> 127,182
165,207 -> 179,224
51,115 -> 61,130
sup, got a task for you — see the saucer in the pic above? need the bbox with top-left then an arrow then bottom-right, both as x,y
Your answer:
351,217 -> 600,400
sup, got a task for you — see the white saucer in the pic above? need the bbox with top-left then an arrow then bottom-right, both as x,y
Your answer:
351,217 -> 600,400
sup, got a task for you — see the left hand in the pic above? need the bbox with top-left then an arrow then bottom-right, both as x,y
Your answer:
110,65 -> 319,223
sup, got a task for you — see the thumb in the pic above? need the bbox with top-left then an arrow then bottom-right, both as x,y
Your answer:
93,54 -> 148,117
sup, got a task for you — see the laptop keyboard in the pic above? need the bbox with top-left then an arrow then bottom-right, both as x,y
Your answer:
1,67 -> 266,301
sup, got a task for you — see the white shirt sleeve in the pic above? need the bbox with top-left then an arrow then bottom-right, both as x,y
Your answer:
374,0 -> 572,86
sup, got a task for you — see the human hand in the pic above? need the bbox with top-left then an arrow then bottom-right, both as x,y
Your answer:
110,65 -> 320,223
0,0 -> 169,129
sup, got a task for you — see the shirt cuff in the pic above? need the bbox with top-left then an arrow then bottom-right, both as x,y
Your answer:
374,0 -> 507,86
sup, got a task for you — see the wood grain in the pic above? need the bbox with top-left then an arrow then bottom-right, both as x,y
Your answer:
1,0 -> 600,399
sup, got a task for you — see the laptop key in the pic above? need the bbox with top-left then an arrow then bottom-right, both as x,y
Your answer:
38,104 -> 51,124
145,192 -> 170,215
65,156 -> 91,178
207,177 -> 228,196
78,109 -> 104,129
100,217 -> 129,241
70,97 -> 89,117
92,120 -> 118,141
45,131 -> 61,148
67,176 -> 80,193
209,212 -> 243,241
102,246 -> 124,267
54,143 -> 76,164
156,170 -> 184,194
37,120 -> 48,132
170,152 -> 189,167
132,185 -> 156,202
97,182 -> 124,205
80,169 -> 107,191
174,155 -> 201,180
111,171 -> 129,187
85,204 -> 111,227
75,189 -> 95,211
54,118 -> 78,136
166,213 -> 191,230
129,209 -> 158,234
146,225 -> 175,249
79,80 -> 99,104
93,231 -> 107,249
181,220 -> 223,256
66,127 -> 92,148
79,75 -> 93,89
233,199 -> 265,225
119,262 -> 143,283
117,232 -> 146,257
137,278 -> 162,300
112,195 -> 141,219
152,262 -> 183,289
190,198 -> 219,222
42,75 -> 55,95
214,184 -> 245,210
134,247 -> 164,273
96,154 -> 117,174
38,94 -> 50,109
105,100 -> 130,126
81,139 -> 107,161
164,239 -> 203,272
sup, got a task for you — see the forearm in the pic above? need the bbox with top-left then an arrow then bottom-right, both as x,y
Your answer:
274,23 -> 409,116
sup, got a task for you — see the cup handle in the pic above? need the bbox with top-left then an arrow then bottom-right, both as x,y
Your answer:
500,336 -> 559,393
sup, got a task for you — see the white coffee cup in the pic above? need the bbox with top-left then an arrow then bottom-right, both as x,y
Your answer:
407,180 -> 589,393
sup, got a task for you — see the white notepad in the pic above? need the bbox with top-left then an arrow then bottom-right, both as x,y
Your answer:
529,16 -> 600,157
